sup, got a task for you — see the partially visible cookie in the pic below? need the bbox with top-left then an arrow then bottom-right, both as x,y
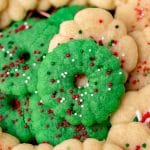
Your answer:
12,143 -> 53,150
111,84 -> 150,126
0,91 -> 33,142
49,8 -> 138,75
107,122 -> 150,149
30,94 -> 110,145
115,0 -> 150,32
126,27 -> 150,90
0,127 -> 20,150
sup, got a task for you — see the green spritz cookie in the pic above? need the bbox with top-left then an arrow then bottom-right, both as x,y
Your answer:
0,91 -> 33,142
37,39 -> 125,126
0,6 -> 83,96
30,94 -> 110,145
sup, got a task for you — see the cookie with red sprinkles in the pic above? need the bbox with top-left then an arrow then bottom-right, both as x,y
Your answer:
0,6 -> 83,96
30,94 -> 110,145
37,39 -> 125,126
0,91 -> 33,142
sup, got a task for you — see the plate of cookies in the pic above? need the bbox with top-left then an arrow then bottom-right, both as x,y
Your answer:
0,0 -> 150,150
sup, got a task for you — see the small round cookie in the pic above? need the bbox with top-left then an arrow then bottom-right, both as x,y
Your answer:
49,8 -> 138,75
0,91 -> 33,142
38,39 -> 125,126
12,143 -> 53,150
30,94 -> 110,145
126,27 -> 150,90
115,0 -> 150,32
0,128 -> 20,150
111,84 -> 150,126
107,122 -> 150,149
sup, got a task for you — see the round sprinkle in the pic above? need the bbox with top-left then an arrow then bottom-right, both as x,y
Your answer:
57,80 -> 60,83
108,88 -> 111,91
35,91 -> 38,94
91,94 -> 94,97
33,63 -> 36,66
72,59 -> 75,62
80,94 -> 84,97
89,49 -> 92,52
81,105 -> 84,108
79,114 -> 82,117
84,92 -> 87,95
22,73 -> 26,76
27,76 -> 30,80
15,69 -> 18,72
25,80 -> 28,84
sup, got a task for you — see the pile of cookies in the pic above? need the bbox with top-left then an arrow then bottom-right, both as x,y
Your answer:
0,0 -> 150,149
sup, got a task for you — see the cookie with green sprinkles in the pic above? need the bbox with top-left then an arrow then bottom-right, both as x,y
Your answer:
0,6 -> 83,96
30,94 -> 110,145
0,91 -> 33,142
37,39 -> 125,126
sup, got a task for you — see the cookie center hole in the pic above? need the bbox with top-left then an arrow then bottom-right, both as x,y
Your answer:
19,52 -> 30,62
74,74 -> 88,88
9,99 -> 20,110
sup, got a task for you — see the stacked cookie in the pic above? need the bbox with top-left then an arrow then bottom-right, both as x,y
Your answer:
0,0 -> 150,149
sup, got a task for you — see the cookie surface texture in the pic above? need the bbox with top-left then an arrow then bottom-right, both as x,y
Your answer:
49,8 -> 138,75
115,0 -> 150,32
38,39 -> 125,126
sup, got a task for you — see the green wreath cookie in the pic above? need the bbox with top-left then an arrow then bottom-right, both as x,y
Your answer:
30,94 -> 110,145
0,6 -> 83,96
37,39 -> 125,126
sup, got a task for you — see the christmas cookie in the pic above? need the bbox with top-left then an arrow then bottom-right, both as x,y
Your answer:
111,84 -> 150,126
0,6 -> 82,96
38,39 -> 125,126
126,27 -> 150,90
0,91 -> 33,142
115,0 -> 150,32
49,8 -> 138,75
107,122 -> 150,149
0,127 -> 20,150
12,143 -> 53,150
30,94 -> 110,145
53,138 -> 123,150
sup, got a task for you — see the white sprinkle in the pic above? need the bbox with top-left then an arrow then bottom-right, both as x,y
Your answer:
72,59 -> 75,62
33,63 -> 36,66
40,100 -> 43,103
78,86 -> 81,89
84,92 -> 87,95
57,80 -> 60,83
64,72 -> 68,75
27,76 -> 30,80
15,69 -> 18,72
24,22 -> 28,25
89,49 -> 92,52
101,37 -> 105,40
22,73 -> 26,76
74,113 -> 77,116
60,100 -> 64,103
119,72 -> 122,75
85,83 -> 89,87
75,98 -> 78,101
81,105 -> 84,108
79,114 -> 82,117
6,51 -> 9,54
62,97 -> 65,101
136,110 -> 142,121
35,91 -> 38,94
91,94 -> 94,97
25,80 -> 28,84
97,69 -> 101,72
9,54 -> 13,57
61,73 -> 64,76
108,88 -> 111,91
6,72 -> 10,75
145,118 -> 150,123
80,94 -> 84,97
43,55 -> 46,59
80,99 -> 83,102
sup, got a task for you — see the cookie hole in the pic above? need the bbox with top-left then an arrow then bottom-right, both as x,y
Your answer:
90,56 -> 96,61
8,41 -> 14,45
10,73 -> 14,77
10,57 -> 13,60
74,74 -> 88,88
6,35 -> 9,38
94,82 -> 98,85
19,52 -> 30,62
80,50 -> 84,53
4,52 -> 7,57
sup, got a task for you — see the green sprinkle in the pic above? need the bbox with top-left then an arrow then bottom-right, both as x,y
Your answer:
108,40 -> 114,47
125,143 -> 130,148
142,143 -> 147,148
133,116 -> 138,122
78,30 -> 83,34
